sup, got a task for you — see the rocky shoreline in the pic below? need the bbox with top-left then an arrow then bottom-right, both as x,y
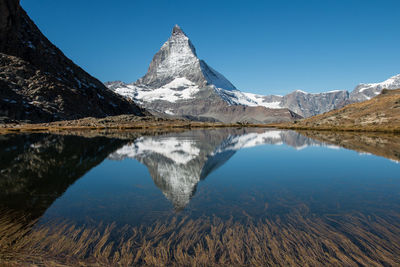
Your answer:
0,114 -> 278,134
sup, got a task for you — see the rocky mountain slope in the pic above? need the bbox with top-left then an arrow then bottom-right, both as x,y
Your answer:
243,90 -> 349,117
106,25 -> 300,123
0,0 -> 144,123
289,89 -> 400,131
237,74 -> 400,118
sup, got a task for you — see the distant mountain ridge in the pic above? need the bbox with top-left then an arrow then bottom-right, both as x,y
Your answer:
257,73 -> 400,117
349,74 -> 400,102
290,88 -> 400,131
0,0 -> 144,122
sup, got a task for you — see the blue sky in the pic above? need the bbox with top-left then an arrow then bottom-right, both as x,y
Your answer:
21,0 -> 400,95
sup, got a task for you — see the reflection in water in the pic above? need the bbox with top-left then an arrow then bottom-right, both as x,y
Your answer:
108,129 -> 327,210
0,129 -> 400,265
0,134 -> 127,220
299,130 -> 400,162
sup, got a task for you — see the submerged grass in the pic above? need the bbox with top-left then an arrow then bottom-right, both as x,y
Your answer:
1,211 -> 400,266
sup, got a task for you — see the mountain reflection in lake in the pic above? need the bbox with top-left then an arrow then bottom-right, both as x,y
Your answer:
1,129 -> 400,266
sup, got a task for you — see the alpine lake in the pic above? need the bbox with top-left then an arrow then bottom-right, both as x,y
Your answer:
1,128 -> 400,266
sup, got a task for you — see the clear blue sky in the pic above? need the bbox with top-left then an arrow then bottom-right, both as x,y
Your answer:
21,0 -> 400,95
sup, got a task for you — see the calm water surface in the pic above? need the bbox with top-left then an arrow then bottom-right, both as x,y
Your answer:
1,128 -> 400,264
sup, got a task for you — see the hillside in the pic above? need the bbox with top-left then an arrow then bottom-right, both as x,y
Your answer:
0,0 -> 144,123
283,89 -> 400,132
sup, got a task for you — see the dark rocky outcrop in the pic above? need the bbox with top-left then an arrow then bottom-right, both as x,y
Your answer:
0,0 -> 145,123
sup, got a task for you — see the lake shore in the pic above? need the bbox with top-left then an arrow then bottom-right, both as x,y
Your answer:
0,115 -> 278,134
2,117 -> 400,135
275,123 -> 400,133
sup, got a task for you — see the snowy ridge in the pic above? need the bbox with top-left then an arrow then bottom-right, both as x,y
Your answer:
240,92 -> 282,108
359,74 -> 400,92
350,74 -> 400,101
213,88 -> 283,109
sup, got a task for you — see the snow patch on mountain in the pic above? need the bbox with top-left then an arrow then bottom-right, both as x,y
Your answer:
241,92 -> 282,108
137,78 -> 200,103
113,77 -> 200,103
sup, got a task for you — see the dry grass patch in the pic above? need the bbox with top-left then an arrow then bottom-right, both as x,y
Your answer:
1,211 -> 400,266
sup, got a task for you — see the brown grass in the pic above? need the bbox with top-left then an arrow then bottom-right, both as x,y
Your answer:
1,210 -> 400,266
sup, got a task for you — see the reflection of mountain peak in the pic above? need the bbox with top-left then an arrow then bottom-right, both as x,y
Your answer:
109,129 -> 325,210
110,133 -> 220,210
110,137 -> 201,165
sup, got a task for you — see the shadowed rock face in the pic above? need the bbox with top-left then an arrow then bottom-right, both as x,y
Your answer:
0,134 -> 127,220
109,129 -> 325,210
0,0 -> 144,122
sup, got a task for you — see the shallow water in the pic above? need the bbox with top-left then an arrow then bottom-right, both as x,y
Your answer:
1,128 -> 400,265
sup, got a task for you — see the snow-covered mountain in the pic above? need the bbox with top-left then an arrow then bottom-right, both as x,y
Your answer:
106,25 -> 400,120
349,74 -> 400,102
108,129 -> 330,210
253,74 -> 400,117
105,25 -> 300,123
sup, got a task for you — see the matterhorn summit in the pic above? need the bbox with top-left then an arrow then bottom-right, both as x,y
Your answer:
106,25 -> 300,123
136,25 -> 236,91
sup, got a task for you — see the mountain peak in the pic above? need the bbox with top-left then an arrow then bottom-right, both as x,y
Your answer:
172,24 -> 185,36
